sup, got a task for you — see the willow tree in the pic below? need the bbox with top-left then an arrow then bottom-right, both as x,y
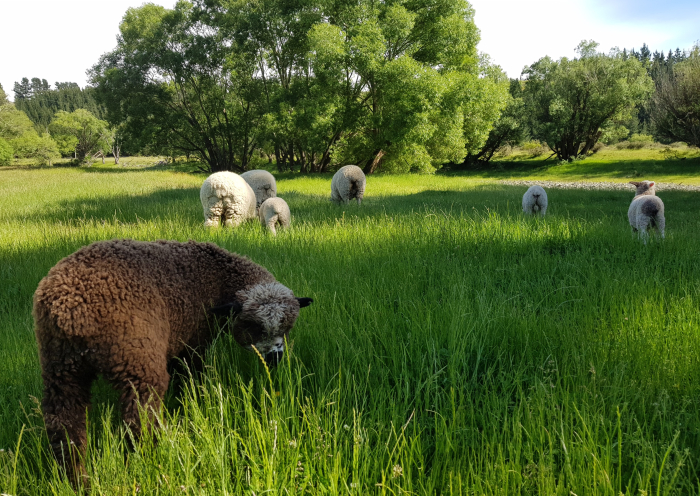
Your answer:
523,41 -> 653,161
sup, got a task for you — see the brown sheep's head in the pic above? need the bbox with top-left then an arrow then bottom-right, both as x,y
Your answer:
210,282 -> 313,366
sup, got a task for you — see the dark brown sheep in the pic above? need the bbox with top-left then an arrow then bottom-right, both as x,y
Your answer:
33,239 -> 312,481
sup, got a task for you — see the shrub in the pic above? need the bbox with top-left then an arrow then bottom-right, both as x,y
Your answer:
628,133 -> 654,143
520,140 -> 548,157
0,138 -> 13,166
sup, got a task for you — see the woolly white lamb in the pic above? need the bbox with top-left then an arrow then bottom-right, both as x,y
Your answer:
200,171 -> 257,227
259,197 -> 291,235
331,165 -> 366,205
628,180 -> 665,240
522,185 -> 548,216
241,169 -> 277,209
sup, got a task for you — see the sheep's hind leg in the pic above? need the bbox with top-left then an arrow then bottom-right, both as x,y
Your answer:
266,214 -> 279,235
204,199 -> 223,227
41,359 -> 95,486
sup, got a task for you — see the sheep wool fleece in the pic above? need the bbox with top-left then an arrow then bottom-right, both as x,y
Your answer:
259,197 -> 291,235
241,169 -> 277,208
331,165 -> 366,204
522,185 -> 548,216
200,171 -> 256,227
628,180 -> 665,239
33,239 -> 311,478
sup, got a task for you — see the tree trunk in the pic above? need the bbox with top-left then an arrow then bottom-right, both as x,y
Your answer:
363,149 -> 385,174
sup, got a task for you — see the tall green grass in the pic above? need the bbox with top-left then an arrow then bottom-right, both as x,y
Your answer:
1,164 -> 700,494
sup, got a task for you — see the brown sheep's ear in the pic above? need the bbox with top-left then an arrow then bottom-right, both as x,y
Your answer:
297,297 -> 313,308
629,181 -> 640,186
210,301 -> 243,317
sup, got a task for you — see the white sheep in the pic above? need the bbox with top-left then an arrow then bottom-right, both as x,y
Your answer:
259,197 -> 291,235
200,171 -> 257,227
241,169 -> 277,209
628,180 -> 665,241
331,165 -> 366,205
522,185 -> 548,216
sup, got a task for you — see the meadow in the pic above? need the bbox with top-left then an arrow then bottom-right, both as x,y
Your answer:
1,152 -> 700,495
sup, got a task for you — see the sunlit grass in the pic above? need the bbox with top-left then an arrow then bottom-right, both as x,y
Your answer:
1,163 -> 700,494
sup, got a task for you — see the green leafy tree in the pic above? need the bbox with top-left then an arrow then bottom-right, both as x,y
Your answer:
91,2 -> 267,172
49,109 -> 112,162
464,79 -> 528,164
651,45 -> 700,146
522,41 -> 653,161
306,0 -> 485,173
92,0 -> 500,174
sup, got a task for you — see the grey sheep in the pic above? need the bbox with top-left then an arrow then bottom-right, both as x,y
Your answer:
259,197 -> 291,235
522,185 -> 548,216
200,171 -> 257,227
628,180 -> 665,241
33,239 -> 313,482
331,165 -> 366,205
241,170 -> 277,209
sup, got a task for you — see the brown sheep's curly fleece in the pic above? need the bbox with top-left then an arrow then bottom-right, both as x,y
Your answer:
33,239 -> 303,480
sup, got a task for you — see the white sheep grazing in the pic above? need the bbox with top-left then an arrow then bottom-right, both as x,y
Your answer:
200,171 -> 257,227
331,165 -> 366,205
241,170 -> 277,209
628,180 -> 665,241
259,197 -> 291,235
522,185 -> 548,216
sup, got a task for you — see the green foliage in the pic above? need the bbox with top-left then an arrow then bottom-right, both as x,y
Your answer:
651,46 -> 700,147
91,0 -> 500,174
13,80 -> 105,131
49,109 -> 112,162
523,41 -> 653,161
628,133 -> 654,143
0,137 -> 12,165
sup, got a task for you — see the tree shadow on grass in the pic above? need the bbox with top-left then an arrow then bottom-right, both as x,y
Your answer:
443,156 -> 700,181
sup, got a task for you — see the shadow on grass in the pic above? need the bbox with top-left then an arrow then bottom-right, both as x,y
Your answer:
444,156 -> 700,181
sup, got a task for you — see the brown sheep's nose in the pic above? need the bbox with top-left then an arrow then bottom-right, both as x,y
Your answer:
265,350 -> 284,367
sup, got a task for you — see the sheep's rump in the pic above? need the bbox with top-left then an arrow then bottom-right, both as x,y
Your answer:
200,171 -> 257,227
241,170 -> 277,208
331,165 -> 366,204
259,197 -> 291,235
522,185 -> 548,215
628,195 -> 665,236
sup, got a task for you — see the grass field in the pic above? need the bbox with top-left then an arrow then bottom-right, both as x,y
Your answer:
1,153 -> 700,495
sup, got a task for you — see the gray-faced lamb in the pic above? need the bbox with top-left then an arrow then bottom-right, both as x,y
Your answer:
33,239 -> 313,482
522,185 -> 548,216
628,180 -> 665,240
259,197 -> 291,235
241,169 -> 277,209
331,165 -> 366,205
200,171 -> 257,227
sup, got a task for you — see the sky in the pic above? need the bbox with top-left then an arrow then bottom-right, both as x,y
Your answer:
1,0 -> 698,100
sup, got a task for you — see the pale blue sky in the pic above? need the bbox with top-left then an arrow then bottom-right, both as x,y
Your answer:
1,0 -> 698,100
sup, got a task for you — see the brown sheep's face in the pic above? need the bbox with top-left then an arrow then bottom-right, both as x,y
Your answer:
210,283 -> 313,366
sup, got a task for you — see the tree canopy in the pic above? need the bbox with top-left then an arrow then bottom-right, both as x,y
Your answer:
90,0 -> 506,173
49,109 -> 112,162
651,45 -> 700,147
522,41 -> 653,161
